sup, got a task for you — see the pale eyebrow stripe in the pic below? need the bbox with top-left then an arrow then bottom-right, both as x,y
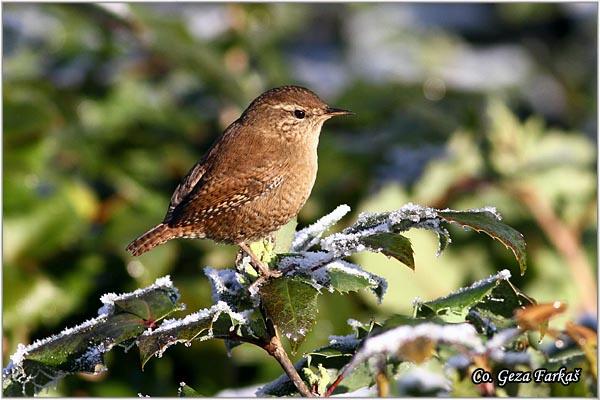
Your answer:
271,104 -> 302,111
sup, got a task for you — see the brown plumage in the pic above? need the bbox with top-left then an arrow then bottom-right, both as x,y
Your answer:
126,85 -> 351,274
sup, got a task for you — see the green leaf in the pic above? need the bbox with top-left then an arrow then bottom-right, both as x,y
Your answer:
360,232 -> 414,270
137,301 -> 252,368
471,279 -> 536,330
274,217 -> 298,253
437,210 -> 527,275
3,280 -> 180,396
177,382 -> 203,397
415,270 -> 512,322
303,364 -> 331,396
113,287 -> 180,321
326,265 -> 387,302
260,277 -> 319,351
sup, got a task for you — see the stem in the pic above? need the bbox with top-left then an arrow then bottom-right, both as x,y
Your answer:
264,335 -> 313,397
261,307 -> 314,397
325,373 -> 344,397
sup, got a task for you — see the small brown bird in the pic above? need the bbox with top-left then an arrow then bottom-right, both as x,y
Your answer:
126,85 -> 351,276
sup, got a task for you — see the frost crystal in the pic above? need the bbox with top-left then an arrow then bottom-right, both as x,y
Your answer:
147,301 -> 247,336
98,275 -> 177,316
292,204 -> 351,251
388,202 -> 439,224
4,315 -> 109,394
318,202 -> 452,260
346,323 -> 484,373
203,267 -> 251,307
7,315 -> 108,370
320,226 -> 388,257
279,253 -> 387,302
421,269 -> 511,305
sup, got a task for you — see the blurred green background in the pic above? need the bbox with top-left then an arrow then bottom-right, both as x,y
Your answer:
3,3 -> 597,396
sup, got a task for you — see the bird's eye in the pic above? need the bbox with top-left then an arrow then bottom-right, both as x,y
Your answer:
294,109 -> 306,119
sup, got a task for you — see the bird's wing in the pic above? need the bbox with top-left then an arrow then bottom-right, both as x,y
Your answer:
165,121 -> 240,220
167,163 -> 285,228
166,160 -> 207,219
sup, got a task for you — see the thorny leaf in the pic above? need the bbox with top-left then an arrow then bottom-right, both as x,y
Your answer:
278,253 -> 387,302
319,204 -> 525,276
325,262 -> 387,302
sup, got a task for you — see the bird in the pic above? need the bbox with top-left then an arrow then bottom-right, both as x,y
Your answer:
126,85 -> 352,277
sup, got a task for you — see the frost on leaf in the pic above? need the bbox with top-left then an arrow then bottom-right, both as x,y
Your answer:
3,277 -> 180,396
278,253 -> 387,302
343,323 -> 484,377
137,301 -> 253,368
415,269 -> 534,327
98,275 -> 180,317
318,203 -> 525,274
292,204 -> 351,251
319,203 -> 449,269
204,267 -> 255,310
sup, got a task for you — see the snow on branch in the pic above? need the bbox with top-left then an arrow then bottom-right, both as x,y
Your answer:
343,323 -> 484,376
292,204 -> 351,251
99,275 -> 178,316
3,276 -> 180,396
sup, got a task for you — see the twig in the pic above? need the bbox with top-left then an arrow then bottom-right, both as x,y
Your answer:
260,306 -> 314,397
324,367 -> 348,397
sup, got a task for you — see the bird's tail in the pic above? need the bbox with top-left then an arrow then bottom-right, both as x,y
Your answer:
126,224 -> 174,256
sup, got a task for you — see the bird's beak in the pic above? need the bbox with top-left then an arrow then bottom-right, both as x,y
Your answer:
325,107 -> 354,117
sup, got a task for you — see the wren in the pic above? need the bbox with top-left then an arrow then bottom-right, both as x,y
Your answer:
126,85 -> 352,277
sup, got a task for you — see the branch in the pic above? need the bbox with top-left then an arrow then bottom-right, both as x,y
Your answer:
261,307 -> 314,397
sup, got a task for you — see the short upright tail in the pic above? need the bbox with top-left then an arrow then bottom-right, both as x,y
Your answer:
126,224 -> 173,256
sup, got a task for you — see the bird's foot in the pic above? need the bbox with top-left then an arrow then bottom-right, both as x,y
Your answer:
239,242 -> 281,280
248,268 -> 282,294
252,258 -> 282,279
